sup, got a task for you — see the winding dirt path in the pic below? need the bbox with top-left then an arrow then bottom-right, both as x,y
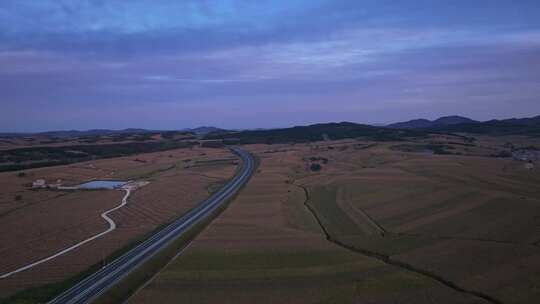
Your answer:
0,187 -> 132,279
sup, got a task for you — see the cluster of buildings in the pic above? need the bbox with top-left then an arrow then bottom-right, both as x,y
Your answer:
32,179 -> 63,189
512,148 -> 539,170
512,149 -> 540,162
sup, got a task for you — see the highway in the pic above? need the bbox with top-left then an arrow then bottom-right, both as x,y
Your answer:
48,146 -> 255,304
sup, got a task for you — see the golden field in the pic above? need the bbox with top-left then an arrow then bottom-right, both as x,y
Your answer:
128,134 -> 540,303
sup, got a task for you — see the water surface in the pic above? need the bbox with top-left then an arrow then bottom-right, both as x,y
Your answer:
76,180 -> 126,189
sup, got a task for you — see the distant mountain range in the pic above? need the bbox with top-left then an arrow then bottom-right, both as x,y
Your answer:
2,115 -> 539,141
185,126 -> 226,135
206,122 -> 424,144
387,115 -> 540,135
0,128 -> 154,138
387,116 -> 478,129
428,115 -> 540,135
206,114 -> 540,144
40,128 -> 154,138
0,127 -> 226,138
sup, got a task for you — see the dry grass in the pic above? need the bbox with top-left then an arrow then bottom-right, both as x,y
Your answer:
6,134 -> 540,303
296,138 -> 540,304
128,143 -> 487,304
0,146 -> 237,298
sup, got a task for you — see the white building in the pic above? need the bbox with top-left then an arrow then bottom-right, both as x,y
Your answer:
32,179 -> 46,188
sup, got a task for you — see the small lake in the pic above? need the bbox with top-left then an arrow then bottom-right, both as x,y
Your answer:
76,180 -> 127,189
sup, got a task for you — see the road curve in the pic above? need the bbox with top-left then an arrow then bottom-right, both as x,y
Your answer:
48,146 -> 255,304
0,189 -> 132,279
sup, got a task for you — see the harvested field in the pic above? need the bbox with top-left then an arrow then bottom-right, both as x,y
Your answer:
295,139 -> 540,303
5,134 -> 540,303
128,143 -> 489,304
0,146 -> 237,299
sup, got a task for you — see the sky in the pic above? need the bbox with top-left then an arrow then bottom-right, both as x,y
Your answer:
1,0 -> 540,132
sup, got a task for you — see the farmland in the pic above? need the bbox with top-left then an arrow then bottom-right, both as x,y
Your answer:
0,145 -> 237,301
128,135 -> 540,304
3,0 -> 540,302
1,131 -> 540,303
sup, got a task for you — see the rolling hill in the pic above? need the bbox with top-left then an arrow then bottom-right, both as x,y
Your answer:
388,116 -> 477,129
205,122 -> 426,144
430,115 -> 540,135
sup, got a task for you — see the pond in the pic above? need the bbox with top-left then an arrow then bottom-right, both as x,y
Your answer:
76,180 -> 127,189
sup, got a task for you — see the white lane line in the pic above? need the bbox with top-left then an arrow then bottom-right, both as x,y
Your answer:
49,148 -> 252,304
75,157 -> 253,303
0,188 -> 131,279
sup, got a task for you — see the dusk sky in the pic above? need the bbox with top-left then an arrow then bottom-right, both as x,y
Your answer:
1,0 -> 540,132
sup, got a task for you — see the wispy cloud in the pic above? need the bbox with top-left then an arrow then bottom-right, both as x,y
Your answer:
1,0 -> 540,131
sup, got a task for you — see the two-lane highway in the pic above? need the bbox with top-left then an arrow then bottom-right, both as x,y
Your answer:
49,147 -> 255,304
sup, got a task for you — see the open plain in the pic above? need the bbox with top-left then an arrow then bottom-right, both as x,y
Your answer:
0,146 -> 237,300
1,133 -> 539,303
3,2 -> 540,303
128,135 -> 540,304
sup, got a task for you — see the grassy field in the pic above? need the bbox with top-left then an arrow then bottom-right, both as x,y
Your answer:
5,133 -> 540,303
127,142 -> 498,304
296,137 -> 540,303
0,146 -> 237,299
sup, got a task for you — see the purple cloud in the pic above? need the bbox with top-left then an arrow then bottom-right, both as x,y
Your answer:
1,1 -> 539,131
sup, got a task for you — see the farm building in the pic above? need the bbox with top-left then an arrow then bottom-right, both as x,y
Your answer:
32,179 -> 46,188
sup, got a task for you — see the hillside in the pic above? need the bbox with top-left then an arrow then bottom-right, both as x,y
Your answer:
387,119 -> 433,129
388,116 -> 477,129
386,115 -> 540,136
431,115 -> 540,135
0,127 -> 224,138
186,126 -> 226,135
206,122 -> 425,144
433,115 -> 477,125
37,128 -> 155,138
206,115 -> 540,144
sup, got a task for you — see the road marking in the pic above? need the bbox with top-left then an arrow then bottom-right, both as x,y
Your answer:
48,147 -> 254,304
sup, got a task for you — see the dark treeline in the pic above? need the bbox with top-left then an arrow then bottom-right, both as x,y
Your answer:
0,141 -> 196,172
